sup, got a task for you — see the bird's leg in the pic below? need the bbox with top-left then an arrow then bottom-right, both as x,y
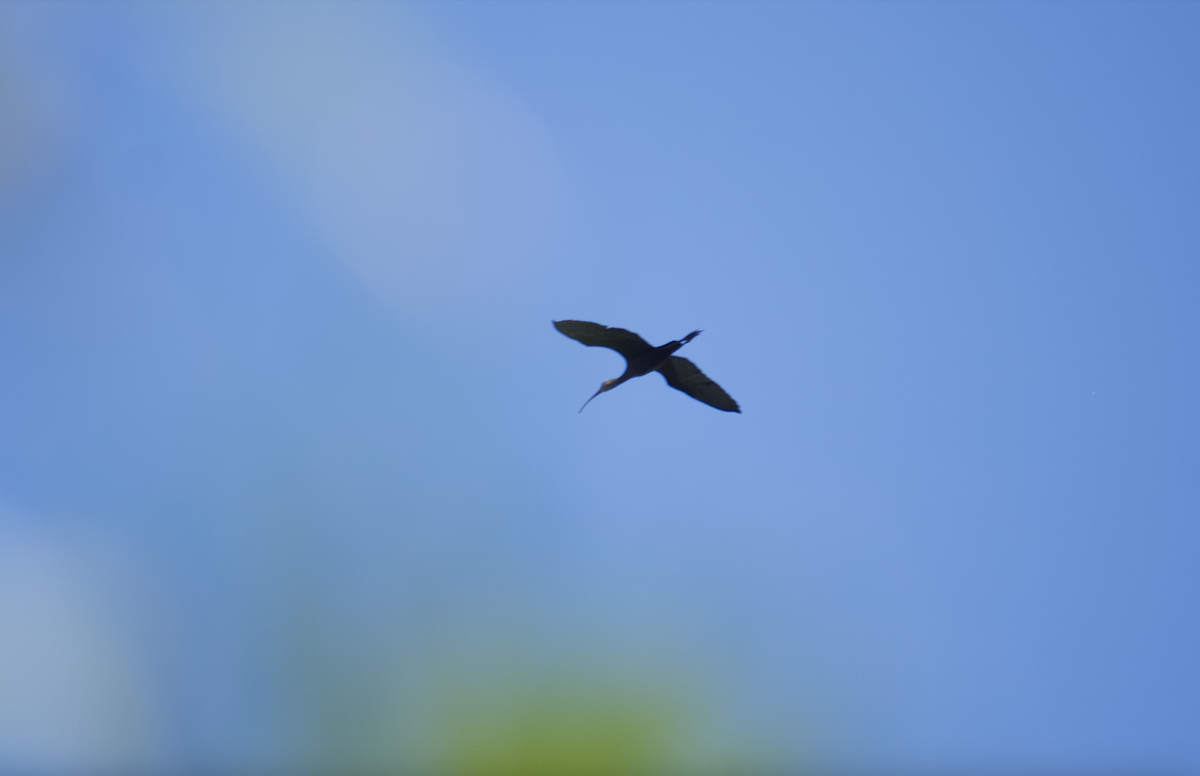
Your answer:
680,330 -> 702,344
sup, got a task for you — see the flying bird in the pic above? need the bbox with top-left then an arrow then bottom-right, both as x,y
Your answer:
554,320 -> 741,413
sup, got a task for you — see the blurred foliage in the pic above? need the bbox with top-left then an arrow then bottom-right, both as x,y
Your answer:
435,677 -> 680,776
290,641 -> 777,776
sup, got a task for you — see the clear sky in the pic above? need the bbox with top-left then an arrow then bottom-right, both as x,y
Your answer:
1,2 -> 1197,774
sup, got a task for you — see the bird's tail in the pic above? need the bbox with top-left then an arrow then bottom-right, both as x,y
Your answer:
680,330 -> 702,344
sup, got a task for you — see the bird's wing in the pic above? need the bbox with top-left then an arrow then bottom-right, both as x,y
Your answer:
656,356 -> 741,413
553,320 -> 653,362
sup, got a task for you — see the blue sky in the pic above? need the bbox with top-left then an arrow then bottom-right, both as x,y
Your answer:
1,2 -> 1198,774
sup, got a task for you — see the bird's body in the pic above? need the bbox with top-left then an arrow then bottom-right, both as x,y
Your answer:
553,320 -> 741,413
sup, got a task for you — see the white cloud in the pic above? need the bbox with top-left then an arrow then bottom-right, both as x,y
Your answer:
0,511 -> 168,774
189,3 -> 566,321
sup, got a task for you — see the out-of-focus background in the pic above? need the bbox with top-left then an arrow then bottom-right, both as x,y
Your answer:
1,2 -> 1198,774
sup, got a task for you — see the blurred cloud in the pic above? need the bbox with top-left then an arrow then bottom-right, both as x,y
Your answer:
0,508 -> 167,774
184,3 -> 567,325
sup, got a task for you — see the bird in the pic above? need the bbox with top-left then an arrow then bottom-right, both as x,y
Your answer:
554,320 -> 741,413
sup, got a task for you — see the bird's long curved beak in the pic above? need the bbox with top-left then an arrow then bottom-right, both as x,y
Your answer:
579,387 -> 604,413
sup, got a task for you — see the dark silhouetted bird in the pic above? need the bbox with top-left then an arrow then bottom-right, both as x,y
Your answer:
554,320 -> 741,413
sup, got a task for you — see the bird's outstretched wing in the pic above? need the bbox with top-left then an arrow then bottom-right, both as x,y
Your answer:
553,320 -> 653,362
656,356 -> 741,413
